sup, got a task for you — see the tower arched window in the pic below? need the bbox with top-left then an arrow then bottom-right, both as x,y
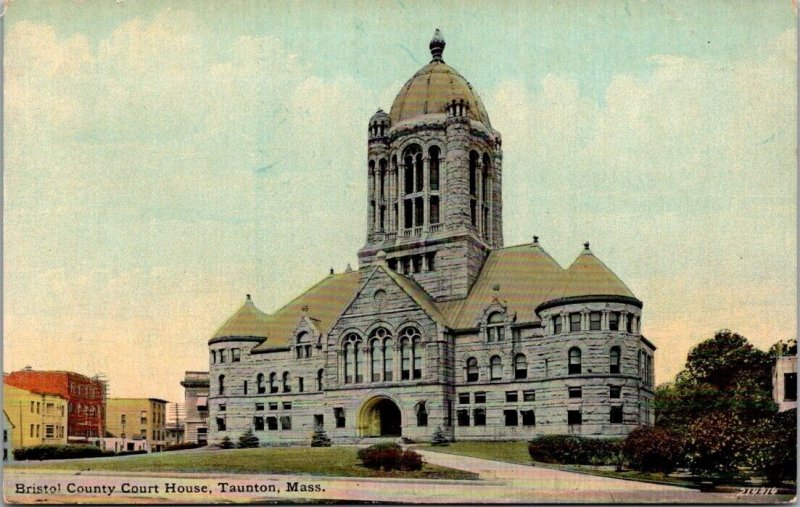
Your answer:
384,338 -> 394,381
400,327 -> 422,380
369,328 -> 391,382
466,357 -> 479,382
370,339 -> 381,382
403,145 -> 423,229
269,372 -> 278,393
469,151 -> 479,226
482,153 -> 491,239
400,336 -> 411,380
429,146 -> 440,191
282,372 -> 291,393
487,312 -> 505,342
490,355 -> 502,380
256,373 -> 265,394
317,369 -> 324,391
379,159 -> 387,230
296,332 -> 311,359
568,347 -> 582,375
218,375 -> 225,395
514,354 -> 528,379
610,346 -> 621,374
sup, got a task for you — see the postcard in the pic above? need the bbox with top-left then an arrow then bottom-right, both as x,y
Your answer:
2,0 -> 797,504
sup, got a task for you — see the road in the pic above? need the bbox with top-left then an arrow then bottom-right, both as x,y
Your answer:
3,448 -> 789,504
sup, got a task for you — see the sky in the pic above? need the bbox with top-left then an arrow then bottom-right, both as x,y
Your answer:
3,0 -> 796,403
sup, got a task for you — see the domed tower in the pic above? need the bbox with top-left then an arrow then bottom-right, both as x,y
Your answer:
358,30 -> 504,301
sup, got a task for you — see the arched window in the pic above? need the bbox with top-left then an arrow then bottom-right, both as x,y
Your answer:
317,369 -> 324,391
466,357 -> 479,382
482,153 -> 491,239
256,373 -> 265,394
514,354 -> 528,379
401,327 -> 422,380
384,338 -> 394,381
343,333 -> 362,384
211,350 -> 216,364
487,312 -> 504,342
218,375 -> 225,395
370,339 -> 381,382
553,315 -> 563,334
282,372 -> 291,393
568,347 -> 582,375
490,356 -> 502,380
469,151 -> 479,226
269,372 -> 278,393
429,146 -> 440,191
610,346 -> 621,374
415,401 -> 428,427
400,338 -> 411,380
296,332 -> 311,359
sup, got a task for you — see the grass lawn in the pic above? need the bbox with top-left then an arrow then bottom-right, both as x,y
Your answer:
5,447 -> 478,480
421,441 -> 696,488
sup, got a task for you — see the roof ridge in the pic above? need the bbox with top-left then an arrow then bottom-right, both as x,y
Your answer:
264,270 -> 359,318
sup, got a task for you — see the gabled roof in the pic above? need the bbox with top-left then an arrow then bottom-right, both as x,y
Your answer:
381,265 -> 450,326
439,242 -> 565,328
211,295 -> 270,340
250,271 -> 363,352
537,243 -> 639,311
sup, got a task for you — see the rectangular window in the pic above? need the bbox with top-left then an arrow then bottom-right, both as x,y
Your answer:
570,313 -> 581,332
523,390 -> 535,402
314,414 -> 324,428
45,425 -> 54,438
457,409 -> 470,426
412,255 -> 422,274
473,408 -> 486,426
503,409 -> 518,426
220,350 -> 227,363
404,200 -> 413,229
298,378 -> 304,392
36,402 -> 40,414
219,404 -> 226,412
610,386 -> 622,399
784,373 -> 797,401
243,381 -> 248,395
254,416 -> 265,431
46,403 -> 54,414
474,392 -> 486,404
232,348 -> 241,362
521,410 -> 536,426
505,391 -> 518,403
430,196 -> 440,225
334,408 -> 346,428
553,316 -> 562,334
444,400 -> 452,427
609,312 -> 620,331
458,393 -> 471,404
414,197 -> 424,227
266,417 -> 278,431
216,417 -> 226,431
141,410 -> 148,423
255,403 -> 265,411
589,312 -> 601,331
140,429 -> 146,439
568,387 -> 582,399
426,252 -> 436,272
269,402 -> 278,411
280,416 -> 292,430
626,315 -> 633,333
610,406 -> 623,424
568,410 -> 582,426
283,402 -> 292,410
29,425 -> 34,437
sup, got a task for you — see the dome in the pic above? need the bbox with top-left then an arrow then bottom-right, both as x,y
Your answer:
209,294 -> 270,342
389,30 -> 491,127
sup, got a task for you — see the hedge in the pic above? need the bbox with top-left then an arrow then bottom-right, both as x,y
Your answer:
164,442 -> 204,452
13,444 -> 106,461
528,435 -> 622,465
357,443 -> 423,471
622,426 -> 685,474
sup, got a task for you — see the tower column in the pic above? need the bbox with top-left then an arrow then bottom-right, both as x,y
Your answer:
423,155 -> 430,228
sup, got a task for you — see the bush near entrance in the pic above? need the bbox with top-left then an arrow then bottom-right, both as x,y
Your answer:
357,443 -> 423,471
528,435 -> 621,465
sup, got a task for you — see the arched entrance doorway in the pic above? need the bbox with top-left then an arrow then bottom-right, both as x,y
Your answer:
359,396 -> 402,437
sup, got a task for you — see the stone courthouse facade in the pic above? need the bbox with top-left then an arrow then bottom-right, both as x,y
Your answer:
206,31 -> 656,445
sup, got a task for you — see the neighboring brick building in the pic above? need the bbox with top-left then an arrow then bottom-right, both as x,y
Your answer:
4,369 -> 106,443
105,398 -> 167,452
181,371 -> 209,446
203,31 -> 656,445
3,384 -> 68,448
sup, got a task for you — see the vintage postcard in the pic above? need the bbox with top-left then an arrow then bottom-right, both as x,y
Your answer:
2,0 -> 797,504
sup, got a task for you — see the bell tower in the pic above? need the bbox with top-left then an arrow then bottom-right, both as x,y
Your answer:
358,30 -> 503,301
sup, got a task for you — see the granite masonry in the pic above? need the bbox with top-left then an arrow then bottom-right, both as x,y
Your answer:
204,31 -> 656,445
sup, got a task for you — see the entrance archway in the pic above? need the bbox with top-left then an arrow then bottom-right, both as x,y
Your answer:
359,396 -> 402,437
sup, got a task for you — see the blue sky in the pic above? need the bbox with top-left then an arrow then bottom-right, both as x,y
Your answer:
4,0 -> 796,402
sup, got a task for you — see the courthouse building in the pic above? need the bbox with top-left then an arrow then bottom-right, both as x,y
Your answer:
205,31 -> 656,445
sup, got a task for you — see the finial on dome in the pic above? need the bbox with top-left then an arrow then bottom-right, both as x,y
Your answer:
584,242 -> 591,251
533,235 -> 539,245
429,29 -> 445,62
246,294 -> 251,301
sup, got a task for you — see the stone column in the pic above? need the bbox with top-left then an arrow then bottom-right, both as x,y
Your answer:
423,155 -> 430,228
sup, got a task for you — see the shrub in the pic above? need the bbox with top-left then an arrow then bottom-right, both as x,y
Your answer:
310,426 -> 332,447
357,443 -> 421,471
218,436 -> 235,449
528,435 -> 621,465
238,428 -> 260,448
747,409 -> 797,485
431,426 -> 449,446
164,442 -> 203,452
13,444 -> 105,461
114,450 -> 148,456
686,411 -> 747,480
622,426 -> 685,475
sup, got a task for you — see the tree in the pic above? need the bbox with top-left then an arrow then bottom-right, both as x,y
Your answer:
218,436 -> 234,449
685,411 -> 748,481
747,409 -> 797,485
238,428 -> 260,448
655,330 -> 776,430
769,339 -> 797,357
310,426 -> 332,447
622,426 -> 684,475
431,426 -> 449,446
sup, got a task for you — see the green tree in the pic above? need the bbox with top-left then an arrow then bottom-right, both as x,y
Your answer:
238,428 -> 260,448
310,425 -> 332,447
218,436 -> 234,449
